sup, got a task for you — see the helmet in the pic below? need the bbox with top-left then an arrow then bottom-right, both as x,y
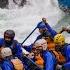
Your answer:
4,30 -> 15,39
1,47 -> 12,58
54,34 -> 65,45
37,23 -> 46,29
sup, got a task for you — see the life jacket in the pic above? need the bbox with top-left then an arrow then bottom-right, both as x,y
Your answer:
47,42 -> 66,64
52,51 -> 66,64
11,58 -> 24,70
35,54 -> 44,68
54,43 -> 70,64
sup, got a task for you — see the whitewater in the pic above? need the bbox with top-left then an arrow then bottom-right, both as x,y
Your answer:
0,0 -> 69,45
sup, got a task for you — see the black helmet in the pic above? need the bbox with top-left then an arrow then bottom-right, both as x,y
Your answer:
4,30 -> 15,39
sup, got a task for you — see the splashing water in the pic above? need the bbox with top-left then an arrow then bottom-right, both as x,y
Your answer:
0,0 -> 67,45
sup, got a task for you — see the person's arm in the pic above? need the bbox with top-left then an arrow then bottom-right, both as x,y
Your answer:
46,23 -> 57,37
42,18 -> 57,37
59,27 -> 70,33
43,51 -> 56,70
15,44 -> 23,59
23,44 -> 33,52
66,29 -> 70,33
58,29 -> 64,34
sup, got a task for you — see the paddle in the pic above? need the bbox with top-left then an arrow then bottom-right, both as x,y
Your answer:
21,26 -> 37,45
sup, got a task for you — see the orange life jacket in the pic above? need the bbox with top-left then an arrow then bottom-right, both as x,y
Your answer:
35,54 -> 44,68
52,51 -> 66,64
47,42 -> 65,64
11,58 -> 24,70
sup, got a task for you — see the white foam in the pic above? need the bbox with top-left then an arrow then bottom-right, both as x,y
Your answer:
0,0 -> 65,45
